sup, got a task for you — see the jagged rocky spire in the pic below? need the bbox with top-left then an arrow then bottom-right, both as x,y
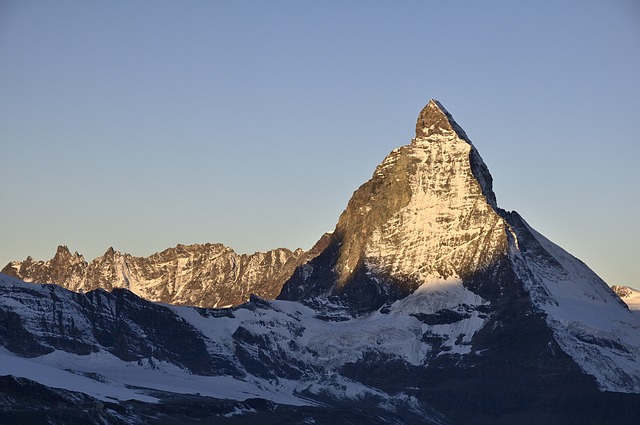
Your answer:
279,99 -> 507,310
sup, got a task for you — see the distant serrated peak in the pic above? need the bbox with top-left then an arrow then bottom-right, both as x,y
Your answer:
54,245 -> 71,257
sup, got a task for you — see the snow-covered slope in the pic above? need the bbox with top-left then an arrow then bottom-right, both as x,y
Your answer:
506,213 -> 640,392
0,272 -> 485,400
0,274 -> 443,423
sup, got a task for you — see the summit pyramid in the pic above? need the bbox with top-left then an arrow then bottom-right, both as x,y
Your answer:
281,99 -> 513,310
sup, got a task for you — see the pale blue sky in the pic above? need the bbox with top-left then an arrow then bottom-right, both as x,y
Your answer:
1,1 -> 639,288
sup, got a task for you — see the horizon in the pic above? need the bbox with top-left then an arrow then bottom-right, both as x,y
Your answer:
1,0 -> 639,289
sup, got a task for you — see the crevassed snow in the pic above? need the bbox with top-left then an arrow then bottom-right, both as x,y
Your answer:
171,280 -> 488,372
388,278 -> 490,356
169,300 -> 440,400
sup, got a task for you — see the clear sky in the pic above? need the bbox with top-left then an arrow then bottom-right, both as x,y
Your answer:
1,1 -> 639,289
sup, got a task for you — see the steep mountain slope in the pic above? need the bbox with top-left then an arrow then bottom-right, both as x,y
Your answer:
2,236 -> 329,308
1,99 -> 639,424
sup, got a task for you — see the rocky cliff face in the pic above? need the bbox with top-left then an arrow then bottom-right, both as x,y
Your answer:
2,235 -> 329,308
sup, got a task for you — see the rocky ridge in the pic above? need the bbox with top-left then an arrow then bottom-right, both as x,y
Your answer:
2,235 -> 329,308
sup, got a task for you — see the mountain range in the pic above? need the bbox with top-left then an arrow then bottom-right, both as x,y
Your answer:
1,99 -> 639,425
2,235 -> 330,308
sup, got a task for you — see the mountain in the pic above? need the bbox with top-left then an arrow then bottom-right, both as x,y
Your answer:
1,236 -> 329,308
612,285 -> 640,311
1,99 -> 639,425
279,100 -> 506,312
